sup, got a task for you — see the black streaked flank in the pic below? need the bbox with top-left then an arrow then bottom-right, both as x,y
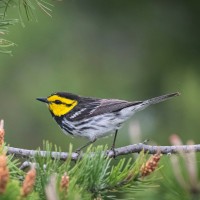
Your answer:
79,126 -> 99,131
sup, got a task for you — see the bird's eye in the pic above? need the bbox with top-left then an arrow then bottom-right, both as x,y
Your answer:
54,100 -> 62,104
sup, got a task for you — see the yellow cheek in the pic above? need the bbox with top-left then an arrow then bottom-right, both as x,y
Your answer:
49,102 -> 77,117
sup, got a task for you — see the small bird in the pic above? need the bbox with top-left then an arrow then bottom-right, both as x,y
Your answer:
37,92 -> 180,152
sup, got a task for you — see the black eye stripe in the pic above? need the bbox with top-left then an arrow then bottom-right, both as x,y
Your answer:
54,100 -> 62,104
53,100 -> 73,107
65,103 -> 73,107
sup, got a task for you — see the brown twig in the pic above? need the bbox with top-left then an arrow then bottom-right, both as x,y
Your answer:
5,143 -> 200,161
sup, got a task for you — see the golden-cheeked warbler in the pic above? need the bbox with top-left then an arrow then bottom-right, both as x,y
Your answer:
37,92 -> 180,152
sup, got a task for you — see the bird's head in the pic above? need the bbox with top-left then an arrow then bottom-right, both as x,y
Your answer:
36,92 -> 78,117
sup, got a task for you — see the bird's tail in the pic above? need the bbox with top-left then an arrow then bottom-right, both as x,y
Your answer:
131,92 -> 180,114
142,92 -> 180,106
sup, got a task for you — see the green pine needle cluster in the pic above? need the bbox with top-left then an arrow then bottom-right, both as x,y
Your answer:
0,0 -> 53,55
157,153 -> 200,200
0,16 -> 16,55
0,141 -> 161,200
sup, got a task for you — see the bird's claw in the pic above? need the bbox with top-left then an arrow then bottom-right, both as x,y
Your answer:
75,148 -> 81,154
110,146 -> 117,159
142,139 -> 150,145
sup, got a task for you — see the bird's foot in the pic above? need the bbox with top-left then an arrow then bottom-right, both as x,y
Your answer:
142,139 -> 150,145
75,148 -> 81,154
73,148 -> 83,162
110,146 -> 117,159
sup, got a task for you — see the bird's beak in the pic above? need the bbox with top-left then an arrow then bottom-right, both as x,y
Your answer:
36,97 -> 49,103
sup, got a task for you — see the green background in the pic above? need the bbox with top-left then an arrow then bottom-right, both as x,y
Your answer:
1,1 -> 200,152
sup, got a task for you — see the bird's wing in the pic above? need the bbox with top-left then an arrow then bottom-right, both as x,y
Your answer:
90,99 -> 142,116
68,98 -> 142,121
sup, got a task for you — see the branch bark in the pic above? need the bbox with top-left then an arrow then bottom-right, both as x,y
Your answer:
6,143 -> 200,161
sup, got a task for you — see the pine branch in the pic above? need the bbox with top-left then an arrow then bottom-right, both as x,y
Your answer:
6,143 -> 200,161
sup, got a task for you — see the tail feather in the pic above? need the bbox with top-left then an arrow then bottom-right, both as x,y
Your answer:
128,92 -> 180,114
142,92 -> 180,106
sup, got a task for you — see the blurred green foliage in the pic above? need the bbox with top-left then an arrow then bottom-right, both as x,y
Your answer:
0,1 -> 200,153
